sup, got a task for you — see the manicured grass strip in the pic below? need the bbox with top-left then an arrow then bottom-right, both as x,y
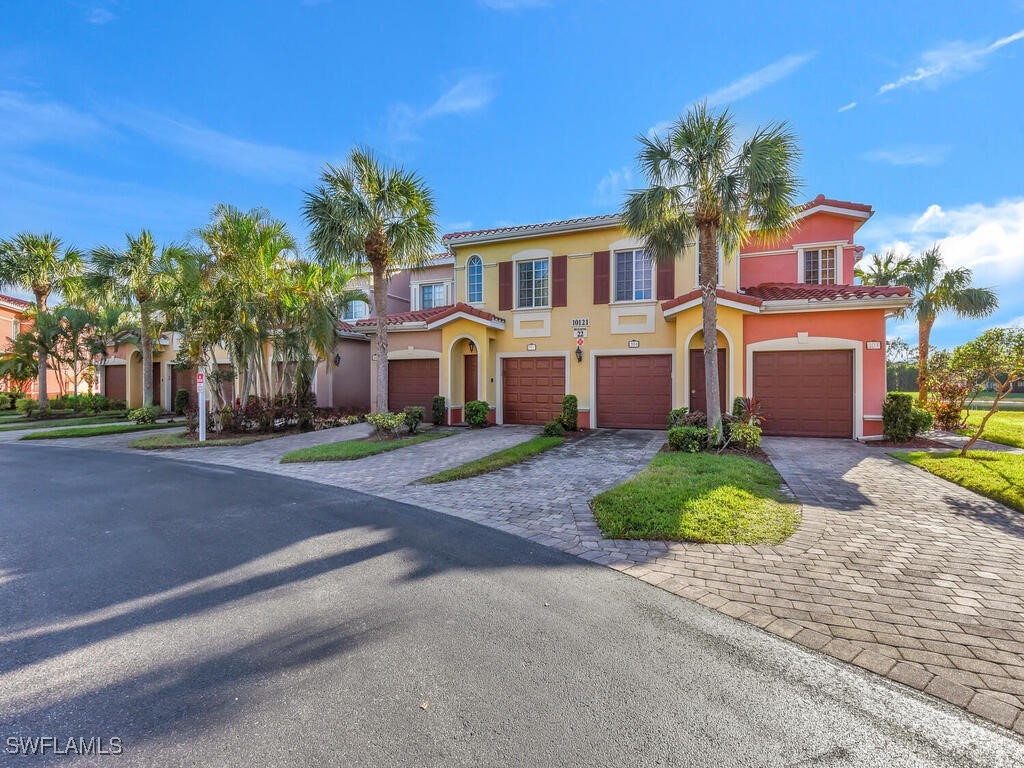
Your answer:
893,450 -> 1024,513
280,431 -> 452,463
958,411 -> 1024,449
131,430 -> 270,449
591,451 -> 799,545
20,422 -> 180,440
0,415 -> 126,433
418,436 -> 565,484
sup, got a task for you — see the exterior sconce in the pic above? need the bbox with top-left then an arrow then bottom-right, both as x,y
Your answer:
575,347 -> 584,364
333,353 -> 342,366
468,341 -> 476,353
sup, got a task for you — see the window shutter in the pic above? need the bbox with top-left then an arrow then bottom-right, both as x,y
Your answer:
552,255 -> 567,307
656,259 -> 675,300
593,251 -> 610,304
498,261 -> 513,310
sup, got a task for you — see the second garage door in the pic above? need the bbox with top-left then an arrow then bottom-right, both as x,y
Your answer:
502,357 -> 565,425
388,358 -> 439,413
596,355 -> 672,429
104,365 -> 126,401
753,350 -> 853,437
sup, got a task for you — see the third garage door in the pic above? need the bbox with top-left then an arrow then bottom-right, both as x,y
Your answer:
388,358 -> 439,413
753,350 -> 853,437
502,357 -> 565,425
596,355 -> 672,429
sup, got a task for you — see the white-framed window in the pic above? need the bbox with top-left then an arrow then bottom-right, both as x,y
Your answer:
341,299 -> 370,321
803,247 -> 837,285
419,282 -> 447,310
467,255 -> 483,303
11,319 -> 20,338
516,258 -> 549,308
614,248 -> 653,301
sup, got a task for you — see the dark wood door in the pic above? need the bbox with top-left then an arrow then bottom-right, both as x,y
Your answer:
502,357 -> 565,425
172,366 -> 198,409
152,363 -> 162,406
464,355 -> 478,403
689,349 -> 727,414
596,355 -> 672,429
753,350 -> 853,437
388,358 -> 440,413
104,365 -> 126,400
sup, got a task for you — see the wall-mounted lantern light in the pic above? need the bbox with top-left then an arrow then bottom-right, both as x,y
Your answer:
575,347 -> 584,364
333,353 -> 342,366
468,341 -> 476,353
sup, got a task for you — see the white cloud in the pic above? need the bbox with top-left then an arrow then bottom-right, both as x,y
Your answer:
878,28 -> 1024,95
0,90 -> 104,147
594,166 -> 632,207
837,101 -> 857,112
388,74 -> 495,142
87,7 -> 116,24
863,145 -> 950,166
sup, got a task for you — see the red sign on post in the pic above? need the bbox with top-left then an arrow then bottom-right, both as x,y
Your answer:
196,372 -> 205,387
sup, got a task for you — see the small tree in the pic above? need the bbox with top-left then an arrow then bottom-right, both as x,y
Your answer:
952,327 -> 1024,456
923,350 -> 977,431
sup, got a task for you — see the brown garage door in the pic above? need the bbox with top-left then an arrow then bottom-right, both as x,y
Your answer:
172,366 -> 198,409
502,357 -> 565,425
388,358 -> 439,413
104,365 -> 126,401
596,355 -> 672,429
753,350 -> 853,437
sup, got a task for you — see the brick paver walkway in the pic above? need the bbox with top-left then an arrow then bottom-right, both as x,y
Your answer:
25,426 -> 1024,733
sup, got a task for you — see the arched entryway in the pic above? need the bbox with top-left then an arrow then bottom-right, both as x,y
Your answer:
447,335 -> 481,424
684,329 -> 733,414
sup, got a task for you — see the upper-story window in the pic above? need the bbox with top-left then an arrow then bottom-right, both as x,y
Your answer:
11,319 -> 20,338
803,247 -> 837,285
419,283 -> 447,310
614,249 -> 652,301
467,255 -> 483,303
517,258 -> 549,308
341,299 -> 370,322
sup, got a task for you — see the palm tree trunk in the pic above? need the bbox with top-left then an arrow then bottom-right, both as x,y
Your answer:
917,315 -> 933,403
35,291 -> 48,412
698,225 -> 722,440
373,266 -> 390,413
141,305 -> 153,408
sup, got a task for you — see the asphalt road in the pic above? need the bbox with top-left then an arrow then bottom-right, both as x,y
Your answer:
1,445 -> 1022,767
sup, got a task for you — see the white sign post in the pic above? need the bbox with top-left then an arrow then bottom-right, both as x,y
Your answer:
197,372 -> 207,442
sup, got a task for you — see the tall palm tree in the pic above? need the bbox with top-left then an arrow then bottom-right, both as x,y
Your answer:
0,233 -> 84,410
855,249 -> 911,286
88,230 -> 189,408
623,103 -> 801,436
304,147 -> 438,412
900,245 -> 998,402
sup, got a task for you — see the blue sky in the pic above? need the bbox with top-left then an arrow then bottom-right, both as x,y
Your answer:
2,0 -> 1023,347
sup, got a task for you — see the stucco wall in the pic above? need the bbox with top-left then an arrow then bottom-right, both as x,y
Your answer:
740,212 -> 863,288
329,337 -> 371,412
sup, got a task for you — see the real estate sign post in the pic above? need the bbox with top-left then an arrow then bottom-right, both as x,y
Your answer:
197,372 -> 206,442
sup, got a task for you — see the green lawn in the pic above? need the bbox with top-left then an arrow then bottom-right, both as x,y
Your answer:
959,411 -> 1024,449
418,436 -> 564,484
591,451 -> 800,544
20,422 -> 180,440
131,430 -> 270,449
893,450 -> 1024,513
0,414 -> 126,433
280,430 -> 452,463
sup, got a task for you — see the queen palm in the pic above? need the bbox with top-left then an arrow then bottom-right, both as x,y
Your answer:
304,147 -> 438,412
0,233 -> 84,410
899,245 -> 998,402
89,230 -> 188,408
855,249 -> 911,286
623,103 -> 801,436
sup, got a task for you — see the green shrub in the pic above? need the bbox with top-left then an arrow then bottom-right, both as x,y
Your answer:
667,425 -> 708,453
559,394 -> 578,431
109,399 -> 127,411
431,395 -> 446,426
464,400 -> 490,428
403,405 -> 425,434
366,411 -> 404,438
543,419 -> 566,437
912,407 -> 934,434
883,392 -> 925,442
174,389 -> 190,415
667,407 -> 690,428
128,406 -> 161,425
0,393 -> 10,410
729,422 -> 762,451
15,397 -> 37,416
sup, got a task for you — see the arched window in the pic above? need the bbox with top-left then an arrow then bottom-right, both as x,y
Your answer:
467,255 -> 483,303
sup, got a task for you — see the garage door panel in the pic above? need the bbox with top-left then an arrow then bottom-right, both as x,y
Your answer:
104,366 -> 126,401
502,357 -> 565,425
388,358 -> 439,413
596,354 -> 672,429
754,350 -> 853,438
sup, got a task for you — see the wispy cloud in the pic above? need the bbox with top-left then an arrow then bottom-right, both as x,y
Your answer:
878,28 -> 1024,95
0,90 -> 105,148
594,166 -> 632,207
837,101 -> 857,113
86,2 -> 117,24
863,145 -> 950,166
388,74 -> 496,142
478,0 -> 548,9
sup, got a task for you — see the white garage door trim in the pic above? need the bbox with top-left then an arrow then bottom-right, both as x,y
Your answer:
496,352 -> 570,425
588,348 -> 676,427
745,336 -> 863,440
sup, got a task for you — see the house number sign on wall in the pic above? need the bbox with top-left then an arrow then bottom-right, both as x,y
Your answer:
866,340 -> 882,350
571,318 -> 590,328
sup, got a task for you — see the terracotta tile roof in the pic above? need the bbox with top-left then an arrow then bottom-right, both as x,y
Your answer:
352,302 -> 504,328
661,288 -> 763,311
744,282 -> 911,302
799,193 -> 873,214
0,293 -> 31,309
443,214 -> 621,242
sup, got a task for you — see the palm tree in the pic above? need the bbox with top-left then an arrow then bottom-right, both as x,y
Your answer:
0,233 -> 84,410
855,249 -> 911,286
623,103 -> 801,436
88,231 -> 189,408
304,147 -> 438,412
900,245 -> 998,402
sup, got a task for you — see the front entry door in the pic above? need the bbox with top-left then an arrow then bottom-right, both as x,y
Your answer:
464,355 -> 478,403
689,349 -> 727,414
